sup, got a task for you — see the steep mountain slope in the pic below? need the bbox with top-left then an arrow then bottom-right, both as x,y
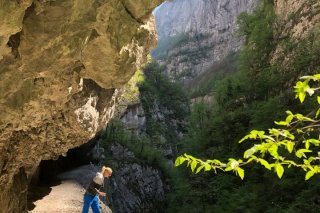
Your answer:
153,0 -> 258,81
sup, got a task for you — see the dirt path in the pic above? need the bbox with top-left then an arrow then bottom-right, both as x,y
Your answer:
29,180 -> 112,213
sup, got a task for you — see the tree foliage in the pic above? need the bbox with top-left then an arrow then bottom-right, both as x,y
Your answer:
139,61 -> 190,143
173,0 -> 320,211
177,75 -> 320,181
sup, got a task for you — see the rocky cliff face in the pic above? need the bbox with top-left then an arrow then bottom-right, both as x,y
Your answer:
155,0 -> 256,39
153,0 -> 258,80
120,103 -> 146,135
272,0 -> 320,63
107,143 -> 166,213
274,0 -> 320,39
0,0 -> 163,212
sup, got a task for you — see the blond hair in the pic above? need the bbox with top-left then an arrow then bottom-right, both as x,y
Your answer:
101,166 -> 112,174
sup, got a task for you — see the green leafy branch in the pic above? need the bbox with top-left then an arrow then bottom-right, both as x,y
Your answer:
176,74 -> 320,181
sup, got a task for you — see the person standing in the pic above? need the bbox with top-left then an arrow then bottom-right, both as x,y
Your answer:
82,166 -> 113,213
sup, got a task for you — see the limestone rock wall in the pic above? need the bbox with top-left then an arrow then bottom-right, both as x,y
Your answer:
107,143 -> 166,213
120,103 -> 146,135
153,0 -> 258,80
274,0 -> 320,39
272,0 -> 320,62
0,0 -> 163,212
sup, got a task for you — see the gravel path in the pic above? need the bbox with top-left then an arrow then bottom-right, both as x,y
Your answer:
29,180 -> 112,213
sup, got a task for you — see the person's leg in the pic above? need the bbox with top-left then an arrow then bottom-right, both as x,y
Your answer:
82,193 -> 94,213
91,195 -> 101,213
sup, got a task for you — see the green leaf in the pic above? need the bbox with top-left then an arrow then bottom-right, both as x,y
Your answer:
274,121 -> 288,126
237,168 -> 245,180
298,90 -> 306,103
285,114 -> 294,124
259,159 -> 271,170
268,144 -> 279,158
286,141 -> 295,153
313,74 -> 320,80
303,159 -> 310,165
247,156 -> 257,163
225,166 -> 232,172
281,130 -> 295,140
305,141 -> 310,149
316,108 -> 320,118
240,130 -> 266,143
294,80 -> 310,103
286,110 -> 293,115
308,157 -> 315,164
174,157 -> 186,166
275,163 -> 284,179
207,159 -> 223,165
305,139 -> 320,146
305,170 -> 315,180
184,153 -> 196,160
196,165 -> 205,174
297,129 -> 303,134
295,149 -> 312,158
239,135 -> 249,143
269,128 -> 280,137
244,147 -> 257,159
191,160 -> 197,173
295,113 -> 314,122
252,130 -> 265,139
317,96 -> 320,104
204,164 -> 211,171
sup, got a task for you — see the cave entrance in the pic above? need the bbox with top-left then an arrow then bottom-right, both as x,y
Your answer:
27,136 -> 104,211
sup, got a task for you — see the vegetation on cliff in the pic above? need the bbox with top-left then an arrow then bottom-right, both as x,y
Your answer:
101,61 -> 193,212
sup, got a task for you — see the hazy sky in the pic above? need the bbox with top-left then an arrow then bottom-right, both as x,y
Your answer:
152,0 -> 169,15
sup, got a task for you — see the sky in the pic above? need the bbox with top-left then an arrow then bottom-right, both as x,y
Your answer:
152,1 -> 170,15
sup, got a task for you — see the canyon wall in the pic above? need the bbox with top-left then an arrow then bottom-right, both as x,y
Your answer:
153,0 -> 258,80
272,0 -> 320,62
107,143 -> 166,213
